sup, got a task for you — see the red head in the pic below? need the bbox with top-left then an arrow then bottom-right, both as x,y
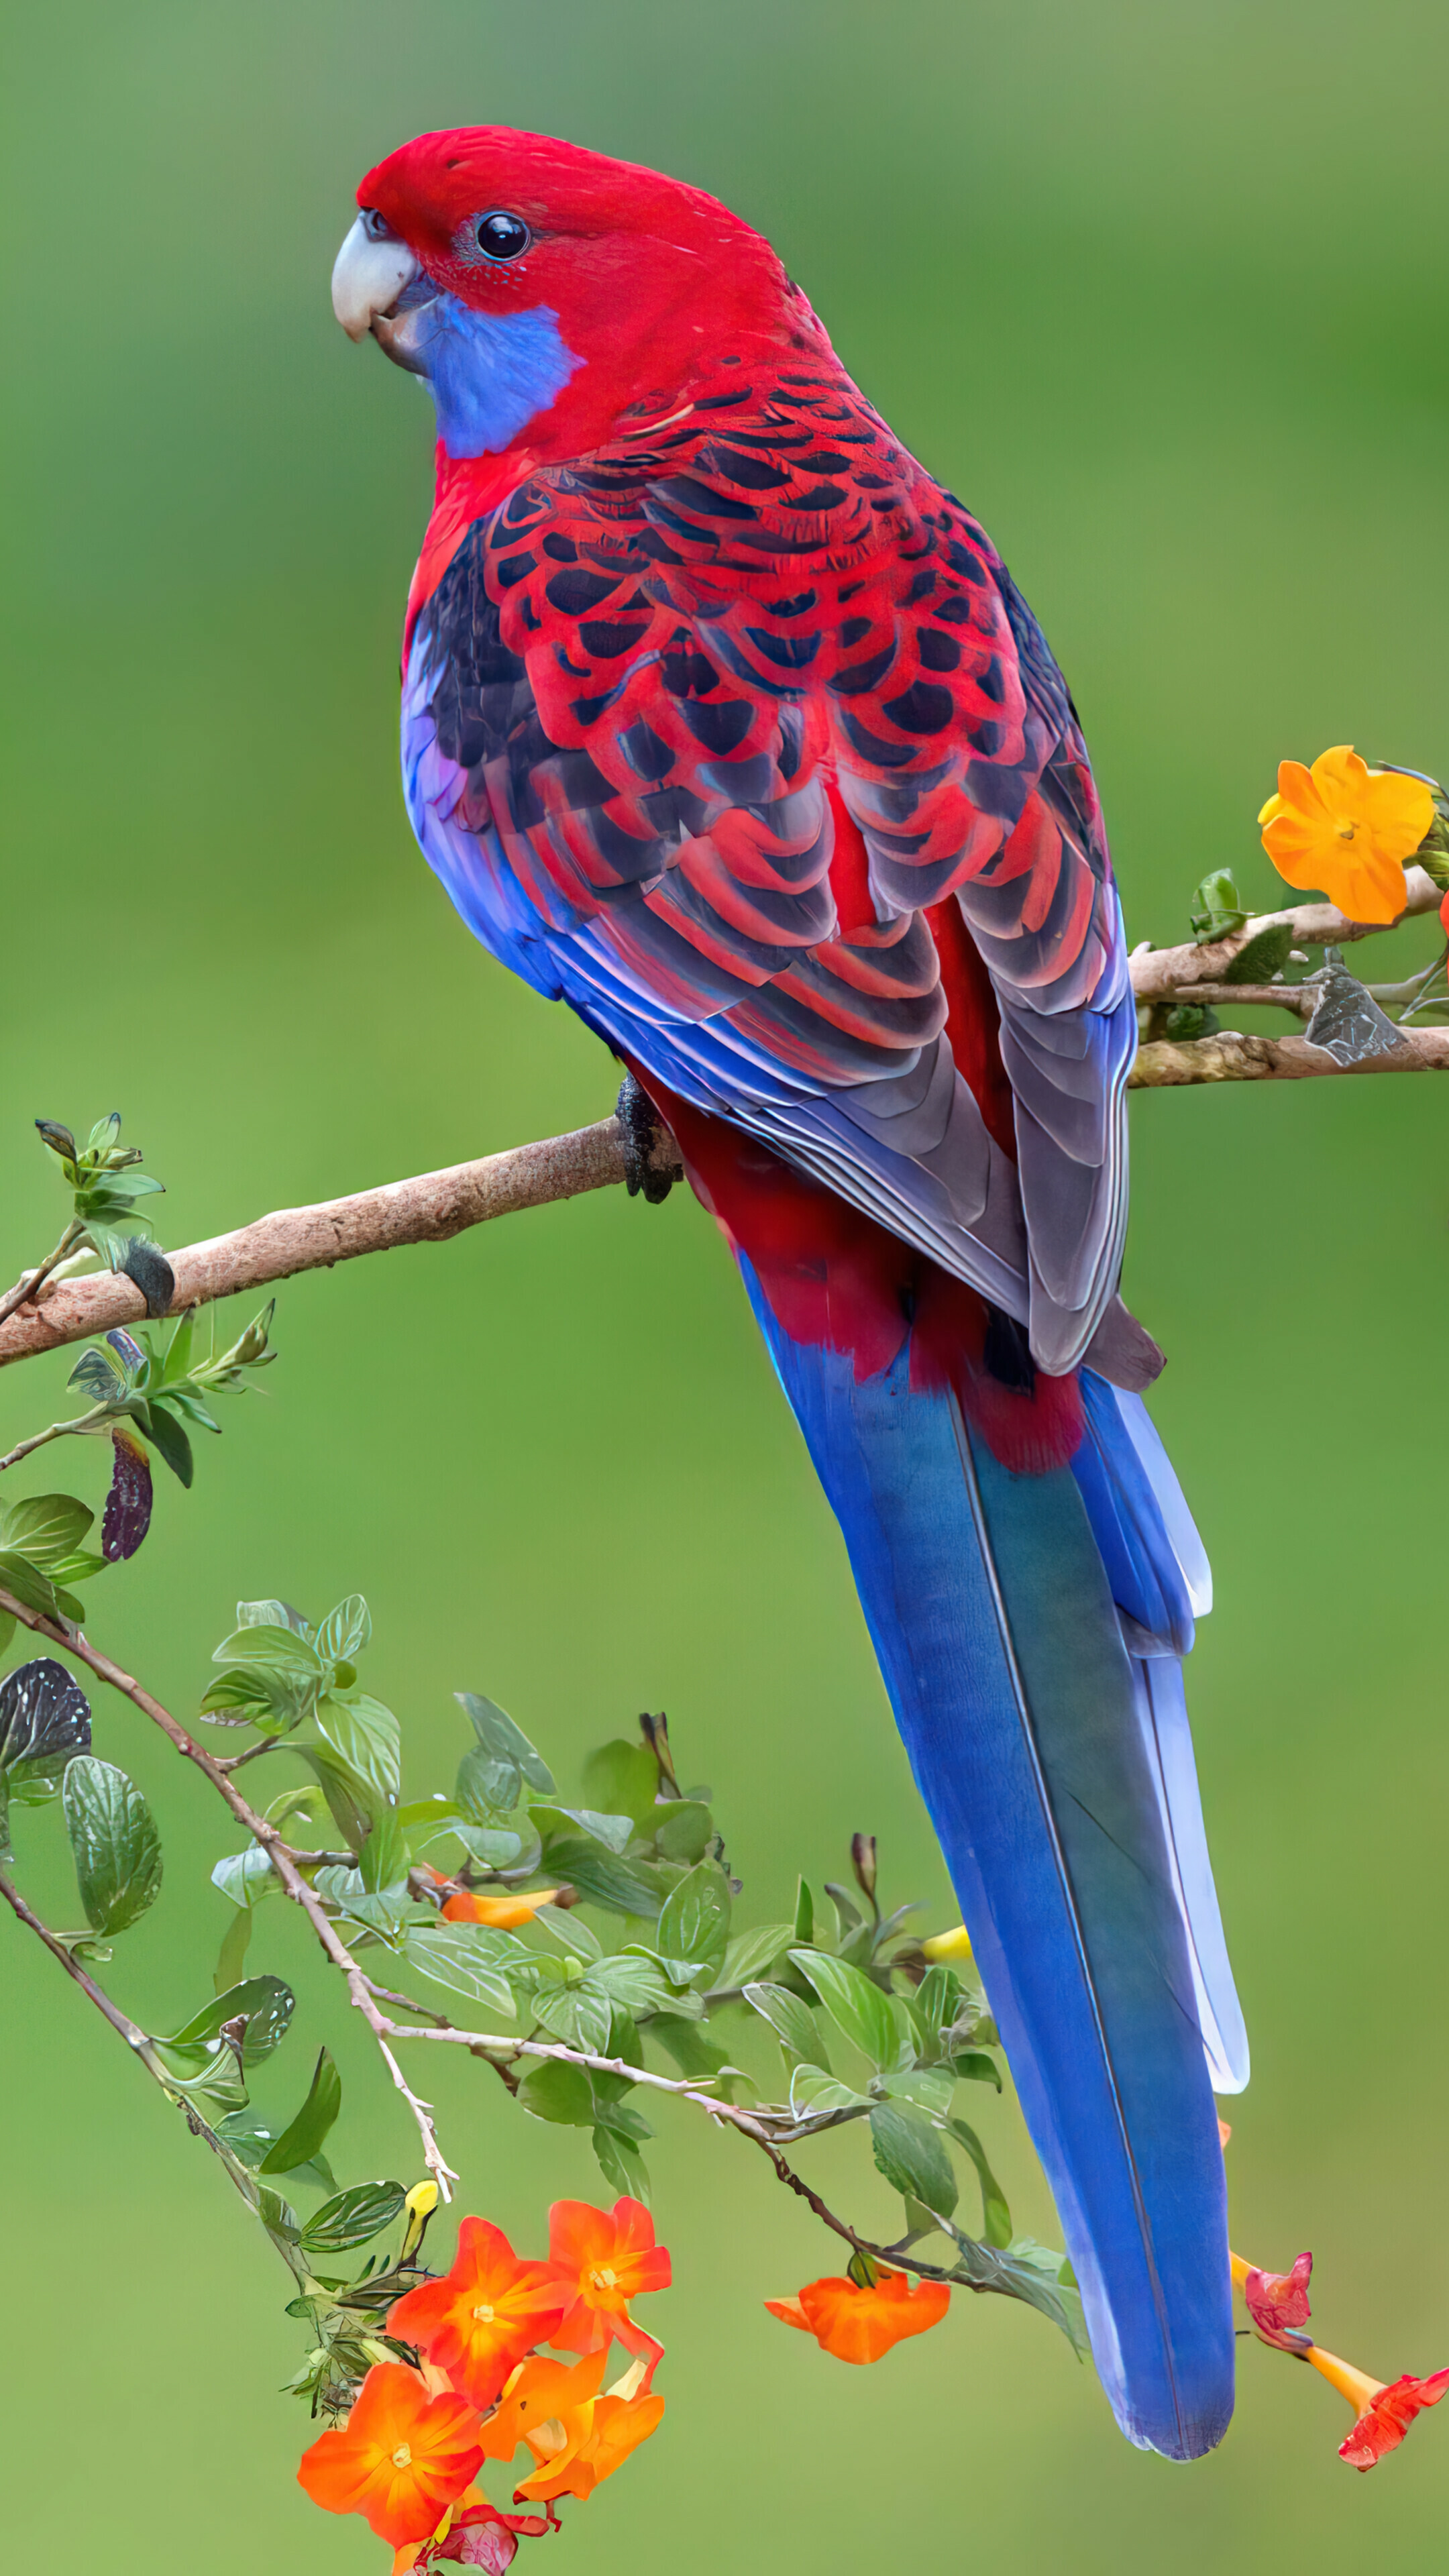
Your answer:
332,126 -> 822,467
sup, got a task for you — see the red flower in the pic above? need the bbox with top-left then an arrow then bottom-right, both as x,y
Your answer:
298,2363 -> 482,2545
388,2217 -> 568,2411
765,2268 -> 951,2363
547,2197 -> 671,2361
1304,2345 -> 1449,2470
1242,2251 -> 1313,2353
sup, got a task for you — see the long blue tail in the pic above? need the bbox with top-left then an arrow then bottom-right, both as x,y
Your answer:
741,1261 -> 1239,2459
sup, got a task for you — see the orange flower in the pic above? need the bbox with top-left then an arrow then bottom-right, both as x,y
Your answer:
388,2217 -> 569,2410
547,2197 -> 671,2360
765,2267 -> 951,2364
475,2351 -> 663,2508
1258,747 -> 1432,923
513,2356 -> 664,2505
298,2363 -> 483,2546
440,1887 -> 562,1929
478,2352 -> 608,2463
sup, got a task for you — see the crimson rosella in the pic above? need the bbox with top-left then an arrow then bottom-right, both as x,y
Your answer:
332,127 -> 1246,2459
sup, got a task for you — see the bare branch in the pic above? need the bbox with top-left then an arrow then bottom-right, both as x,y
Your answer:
1170,983 -> 1316,1018
1128,866 -> 1443,1002
0,1116 -> 683,1374
1130,1026 -> 1449,1087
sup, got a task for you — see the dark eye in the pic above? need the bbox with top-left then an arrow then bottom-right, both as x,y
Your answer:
360,207 -> 394,241
475,210 -> 530,261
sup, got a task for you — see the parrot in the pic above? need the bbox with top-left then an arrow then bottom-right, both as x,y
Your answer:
331,125 -> 1247,2461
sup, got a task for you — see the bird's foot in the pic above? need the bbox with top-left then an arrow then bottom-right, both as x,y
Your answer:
616,1069 -> 678,1204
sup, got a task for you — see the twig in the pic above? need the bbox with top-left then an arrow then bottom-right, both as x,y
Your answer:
0,1868 -> 282,2222
1130,1027 -> 1449,1088
382,2021 -> 727,2101
0,1583 -> 457,2194
0,1867 -> 155,2055
0,1220 -> 83,1332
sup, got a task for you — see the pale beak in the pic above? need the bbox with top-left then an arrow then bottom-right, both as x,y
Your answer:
331,214 -> 420,341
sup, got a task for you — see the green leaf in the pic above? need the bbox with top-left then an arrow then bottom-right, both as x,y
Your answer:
912,1964 -> 963,2048
0,1495 -> 94,1570
158,1976 -> 295,2070
456,1742 -> 521,1820
138,1401 -> 193,1487
877,2066 -> 956,2118
298,1743 -> 375,1851
951,2050 -> 1002,2090
448,1820 -> 527,1870
402,1925 -> 524,2017
539,1909 -> 602,1963
358,1803 -> 409,1895
527,1980 -> 613,2054
650,1801 -> 714,1864
213,1623 -> 323,1682
716,1922 -> 794,1991
788,1949 -> 905,2073
743,1980 -> 827,2067
579,1738 -> 659,1829
457,1693 -> 554,1795
529,1803 -> 634,1854
315,1595 -> 372,1664
300,2181 -> 407,2253
540,1840 -> 667,1917
211,1846 -> 276,1907
259,2047 -> 342,2174
214,1905 -> 253,1993
235,1599 -> 310,1634
198,1669 -> 282,1729
793,1878 -> 814,1944
651,2015 -> 735,2080
0,1553 -> 60,1621
592,2125 -> 651,2205
587,1953 -> 680,2015
317,1693 -> 400,1803
1188,867 -> 1248,945
160,1311 -> 195,1384
944,2226 -> 1089,2354
68,1346 -> 123,1403
869,2102 -> 959,2216
1223,920 -> 1295,984
657,1862 -> 731,1980
947,2116 -> 1012,2248
517,2058 -> 620,2127
788,2063 -> 871,2118
62,1755 -> 162,1935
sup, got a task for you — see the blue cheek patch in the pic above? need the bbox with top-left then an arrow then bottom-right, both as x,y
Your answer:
417,294 -> 584,458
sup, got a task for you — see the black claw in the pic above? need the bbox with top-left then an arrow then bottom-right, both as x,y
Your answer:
616,1069 -> 677,1205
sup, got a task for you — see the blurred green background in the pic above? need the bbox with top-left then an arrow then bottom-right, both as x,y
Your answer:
4,1 -> 1448,2565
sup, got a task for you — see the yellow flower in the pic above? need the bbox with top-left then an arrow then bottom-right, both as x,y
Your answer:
922,1924 -> 975,1966
1258,747 -> 1432,924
